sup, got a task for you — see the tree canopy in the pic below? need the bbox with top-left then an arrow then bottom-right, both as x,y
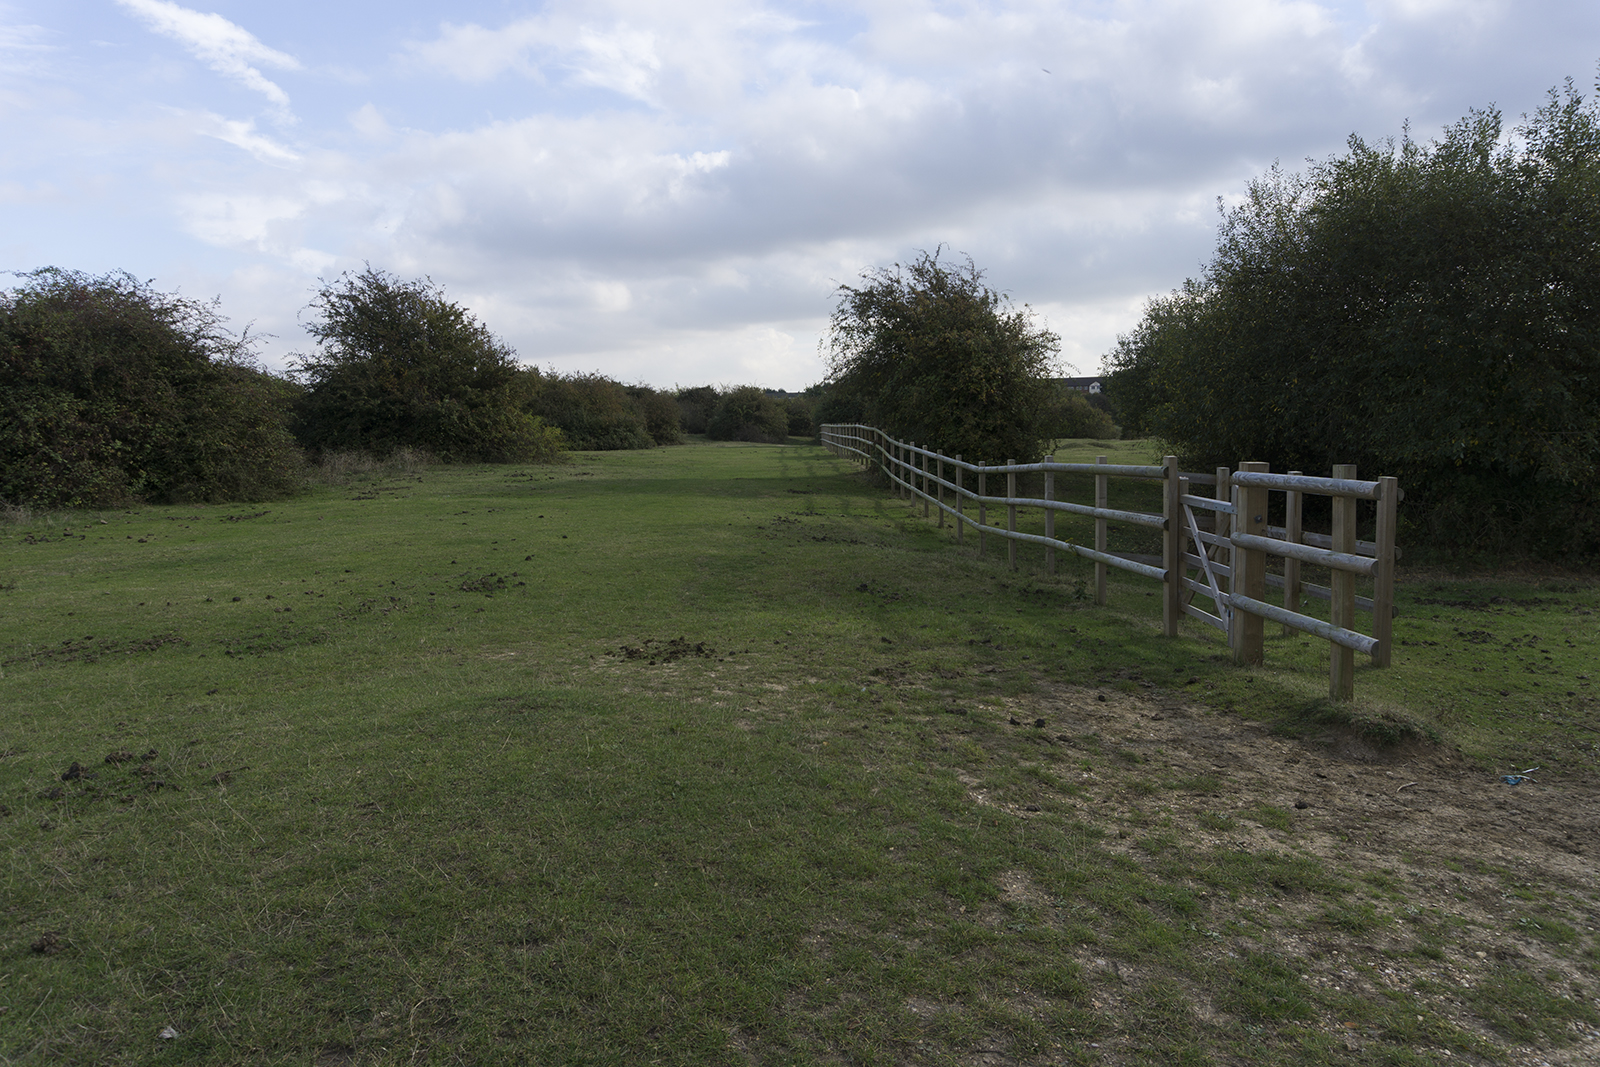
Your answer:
822,251 -> 1060,464
1,268 -> 302,507
290,267 -> 560,463
1105,77 -> 1600,556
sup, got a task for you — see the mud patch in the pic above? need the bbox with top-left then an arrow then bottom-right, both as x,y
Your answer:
219,626 -> 329,657
3,631 -> 186,666
612,637 -> 718,665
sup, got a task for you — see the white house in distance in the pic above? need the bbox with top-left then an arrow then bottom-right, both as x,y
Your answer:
1054,376 -> 1103,394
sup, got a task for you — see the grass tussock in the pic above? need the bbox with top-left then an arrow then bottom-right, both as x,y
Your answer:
307,446 -> 440,485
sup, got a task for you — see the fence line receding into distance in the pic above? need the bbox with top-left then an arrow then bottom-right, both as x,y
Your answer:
819,423 -> 1402,701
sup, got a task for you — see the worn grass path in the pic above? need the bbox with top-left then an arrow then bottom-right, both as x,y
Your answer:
2,442 -> 1597,1066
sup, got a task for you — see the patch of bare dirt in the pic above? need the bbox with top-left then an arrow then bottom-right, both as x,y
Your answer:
989,685 -> 1600,1065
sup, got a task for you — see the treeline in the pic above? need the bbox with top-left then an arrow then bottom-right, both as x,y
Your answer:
0,266 -> 814,510
1103,75 -> 1600,560
527,378 -> 816,450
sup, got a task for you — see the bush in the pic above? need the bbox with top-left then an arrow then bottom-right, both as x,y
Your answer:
823,250 -> 1059,464
675,386 -> 720,435
1045,390 -> 1119,440
291,267 -> 561,463
0,268 -> 303,507
626,385 -> 685,445
1105,77 -> 1600,558
706,386 -> 789,443
775,395 -> 814,436
529,373 -> 655,450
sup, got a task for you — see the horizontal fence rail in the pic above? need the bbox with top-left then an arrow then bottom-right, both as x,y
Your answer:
820,424 -> 1401,701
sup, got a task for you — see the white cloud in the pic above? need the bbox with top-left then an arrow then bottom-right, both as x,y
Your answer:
15,0 -> 1597,385
405,18 -> 548,83
114,0 -> 300,120
409,15 -> 666,106
0,16 -> 54,59
568,24 -> 662,104
349,102 -> 391,141
194,112 -> 299,163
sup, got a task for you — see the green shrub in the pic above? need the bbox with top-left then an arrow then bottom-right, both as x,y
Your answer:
0,268 -> 303,507
1045,391 -> 1119,440
529,373 -> 655,450
823,250 -> 1059,464
675,385 -> 720,435
626,385 -> 685,445
1104,78 -> 1600,559
707,386 -> 789,443
777,395 -> 814,436
291,267 -> 561,464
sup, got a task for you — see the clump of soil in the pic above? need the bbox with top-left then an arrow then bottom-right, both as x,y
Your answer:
613,637 -> 717,665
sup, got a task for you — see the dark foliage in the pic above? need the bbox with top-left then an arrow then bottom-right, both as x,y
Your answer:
823,250 -> 1059,464
1,268 -> 303,507
676,386 -> 719,435
626,385 -> 684,445
807,385 -> 868,438
1105,77 -> 1600,558
528,373 -> 669,450
706,386 -> 789,443
1044,389 -> 1119,440
773,393 -> 815,436
290,267 -> 560,463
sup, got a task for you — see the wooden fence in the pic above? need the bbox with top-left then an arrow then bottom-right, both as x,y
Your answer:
819,423 -> 1402,700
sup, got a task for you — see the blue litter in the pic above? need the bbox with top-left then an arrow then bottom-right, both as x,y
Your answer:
1500,766 -> 1540,785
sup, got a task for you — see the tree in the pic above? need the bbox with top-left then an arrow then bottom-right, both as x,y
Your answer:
0,268 -> 303,507
675,386 -> 720,435
527,372 -> 656,450
291,267 -> 560,462
1105,76 -> 1600,557
706,386 -> 788,443
823,250 -> 1060,464
1043,388 -> 1118,440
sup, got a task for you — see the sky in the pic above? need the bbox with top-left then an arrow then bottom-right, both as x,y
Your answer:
2,1 -> 1597,390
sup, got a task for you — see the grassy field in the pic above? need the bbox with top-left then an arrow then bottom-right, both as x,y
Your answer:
2,440 -> 1597,1066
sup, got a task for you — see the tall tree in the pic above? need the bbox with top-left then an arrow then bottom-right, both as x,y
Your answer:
291,267 -> 560,463
1106,76 -> 1600,556
823,250 -> 1059,464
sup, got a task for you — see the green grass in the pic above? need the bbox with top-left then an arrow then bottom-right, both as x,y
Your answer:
2,440 -> 1598,1065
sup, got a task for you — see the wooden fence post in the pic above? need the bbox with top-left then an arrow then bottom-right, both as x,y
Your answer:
1233,461 -> 1269,665
1283,471 -> 1302,636
920,447 -> 930,518
1162,455 -> 1182,637
1373,475 -> 1398,667
978,466 -> 987,558
1330,464 -> 1357,699
1178,475 -> 1193,612
1043,455 -> 1055,574
1007,460 -> 1017,571
954,457 -> 964,545
936,455 -> 945,528
1095,456 -> 1108,605
1215,466 -> 1232,650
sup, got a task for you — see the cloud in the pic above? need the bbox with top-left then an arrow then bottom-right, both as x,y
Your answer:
193,112 -> 300,163
0,15 -> 54,58
408,15 -> 667,107
23,0 -> 1596,384
114,0 -> 300,120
